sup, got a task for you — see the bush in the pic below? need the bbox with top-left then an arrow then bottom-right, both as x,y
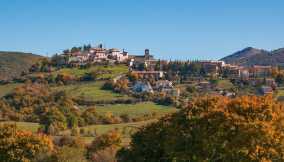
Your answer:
54,146 -> 87,162
71,127 -> 80,136
119,114 -> 132,123
91,147 -> 118,162
101,81 -> 114,90
56,135 -> 85,148
81,107 -> 101,125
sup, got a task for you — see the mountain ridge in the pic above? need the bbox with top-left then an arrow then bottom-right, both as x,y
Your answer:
0,51 -> 43,81
220,47 -> 284,66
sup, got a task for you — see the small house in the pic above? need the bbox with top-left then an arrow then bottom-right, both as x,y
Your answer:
260,86 -> 273,95
133,81 -> 154,93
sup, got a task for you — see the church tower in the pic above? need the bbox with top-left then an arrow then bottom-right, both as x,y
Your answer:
145,49 -> 150,60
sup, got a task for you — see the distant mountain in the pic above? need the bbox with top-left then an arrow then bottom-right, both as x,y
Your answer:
220,47 -> 284,66
0,51 -> 43,81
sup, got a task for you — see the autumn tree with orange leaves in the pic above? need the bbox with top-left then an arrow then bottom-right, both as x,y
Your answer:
118,95 -> 284,162
0,124 -> 54,162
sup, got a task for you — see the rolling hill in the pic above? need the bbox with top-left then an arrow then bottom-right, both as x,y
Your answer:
0,51 -> 43,81
220,47 -> 284,67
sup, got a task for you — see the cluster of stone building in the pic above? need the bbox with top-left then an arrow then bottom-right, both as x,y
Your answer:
129,50 -> 274,80
62,44 -> 129,65
128,50 -> 276,95
60,44 -> 274,82
60,45 -> 276,95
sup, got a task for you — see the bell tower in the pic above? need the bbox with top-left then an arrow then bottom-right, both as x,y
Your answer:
145,49 -> 150,59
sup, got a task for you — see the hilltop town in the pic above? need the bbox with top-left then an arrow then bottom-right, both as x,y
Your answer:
48,44 -> 279,98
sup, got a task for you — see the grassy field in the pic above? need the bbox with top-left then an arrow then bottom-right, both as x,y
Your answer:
0,121 -> 40,133
217,79 -> 234,90
95,102 -> 177,118
78,120 -> 155,144
53,81 -> 132,101
0,83 -> 22,97
56,64 -> 128,79
0,120 -> 154,145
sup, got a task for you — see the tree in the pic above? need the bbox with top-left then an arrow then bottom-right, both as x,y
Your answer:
118,95 -> 284,162
81,107 -> 100,125
275,73 -> 284,85
87,130 -> 121,160
128,72 -> 139,82
0,124 -> 54,162
113,79 -> 129,93
43,108 -> 67,134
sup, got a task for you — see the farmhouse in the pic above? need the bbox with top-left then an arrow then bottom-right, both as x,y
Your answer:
108,48 -> 129,62
131,71 -> 164,80
133,81 -> 154,93
89,47 -> 108,61
249,65 -> 272,78
223,64 -> 241,78
199,60 -> 225,76
260,86 -> 273,95
67,52 -> 89,65
155,80 -> 173,91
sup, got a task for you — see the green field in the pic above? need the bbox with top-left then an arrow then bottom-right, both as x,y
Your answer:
0,83 -> 22,97
95,102 -> 177,118
56,64 -> 128,79
78,120 -> 155,144
53,81 -> 132,101
0,121 -> 40,133
216,79 -> 234,90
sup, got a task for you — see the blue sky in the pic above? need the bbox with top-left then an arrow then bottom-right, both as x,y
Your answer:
0,0 -> 283,60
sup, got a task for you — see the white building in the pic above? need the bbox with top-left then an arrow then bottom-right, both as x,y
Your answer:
90,48 -> 108,61
108,48 -> 128,62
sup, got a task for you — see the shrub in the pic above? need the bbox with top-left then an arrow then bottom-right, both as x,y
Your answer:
102,81 -> 114,90
56,135 -> 85,148
54,146 -> 87,162
119,113 -> 132,123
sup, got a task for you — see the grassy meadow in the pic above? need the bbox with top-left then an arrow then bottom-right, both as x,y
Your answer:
95,102 -> 177,118
55,64 -> 128,79
53,81 -> 132,101
0,121 -> 40,133
0,83 -> 22,97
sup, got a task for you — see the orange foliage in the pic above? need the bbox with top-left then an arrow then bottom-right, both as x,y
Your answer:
0,124 -> 54,162
118,95 -> 284,162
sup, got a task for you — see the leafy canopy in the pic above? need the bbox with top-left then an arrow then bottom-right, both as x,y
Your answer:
118,95 -> 284,162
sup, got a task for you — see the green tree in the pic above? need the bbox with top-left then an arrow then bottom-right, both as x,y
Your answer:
275,73 -> 284,85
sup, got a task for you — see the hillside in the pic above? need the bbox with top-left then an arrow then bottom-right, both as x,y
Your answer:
0,51 -> 43,80
220,47 -> 284,66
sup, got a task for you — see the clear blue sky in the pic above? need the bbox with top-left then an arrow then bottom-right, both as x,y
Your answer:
0,0 -> 283,60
